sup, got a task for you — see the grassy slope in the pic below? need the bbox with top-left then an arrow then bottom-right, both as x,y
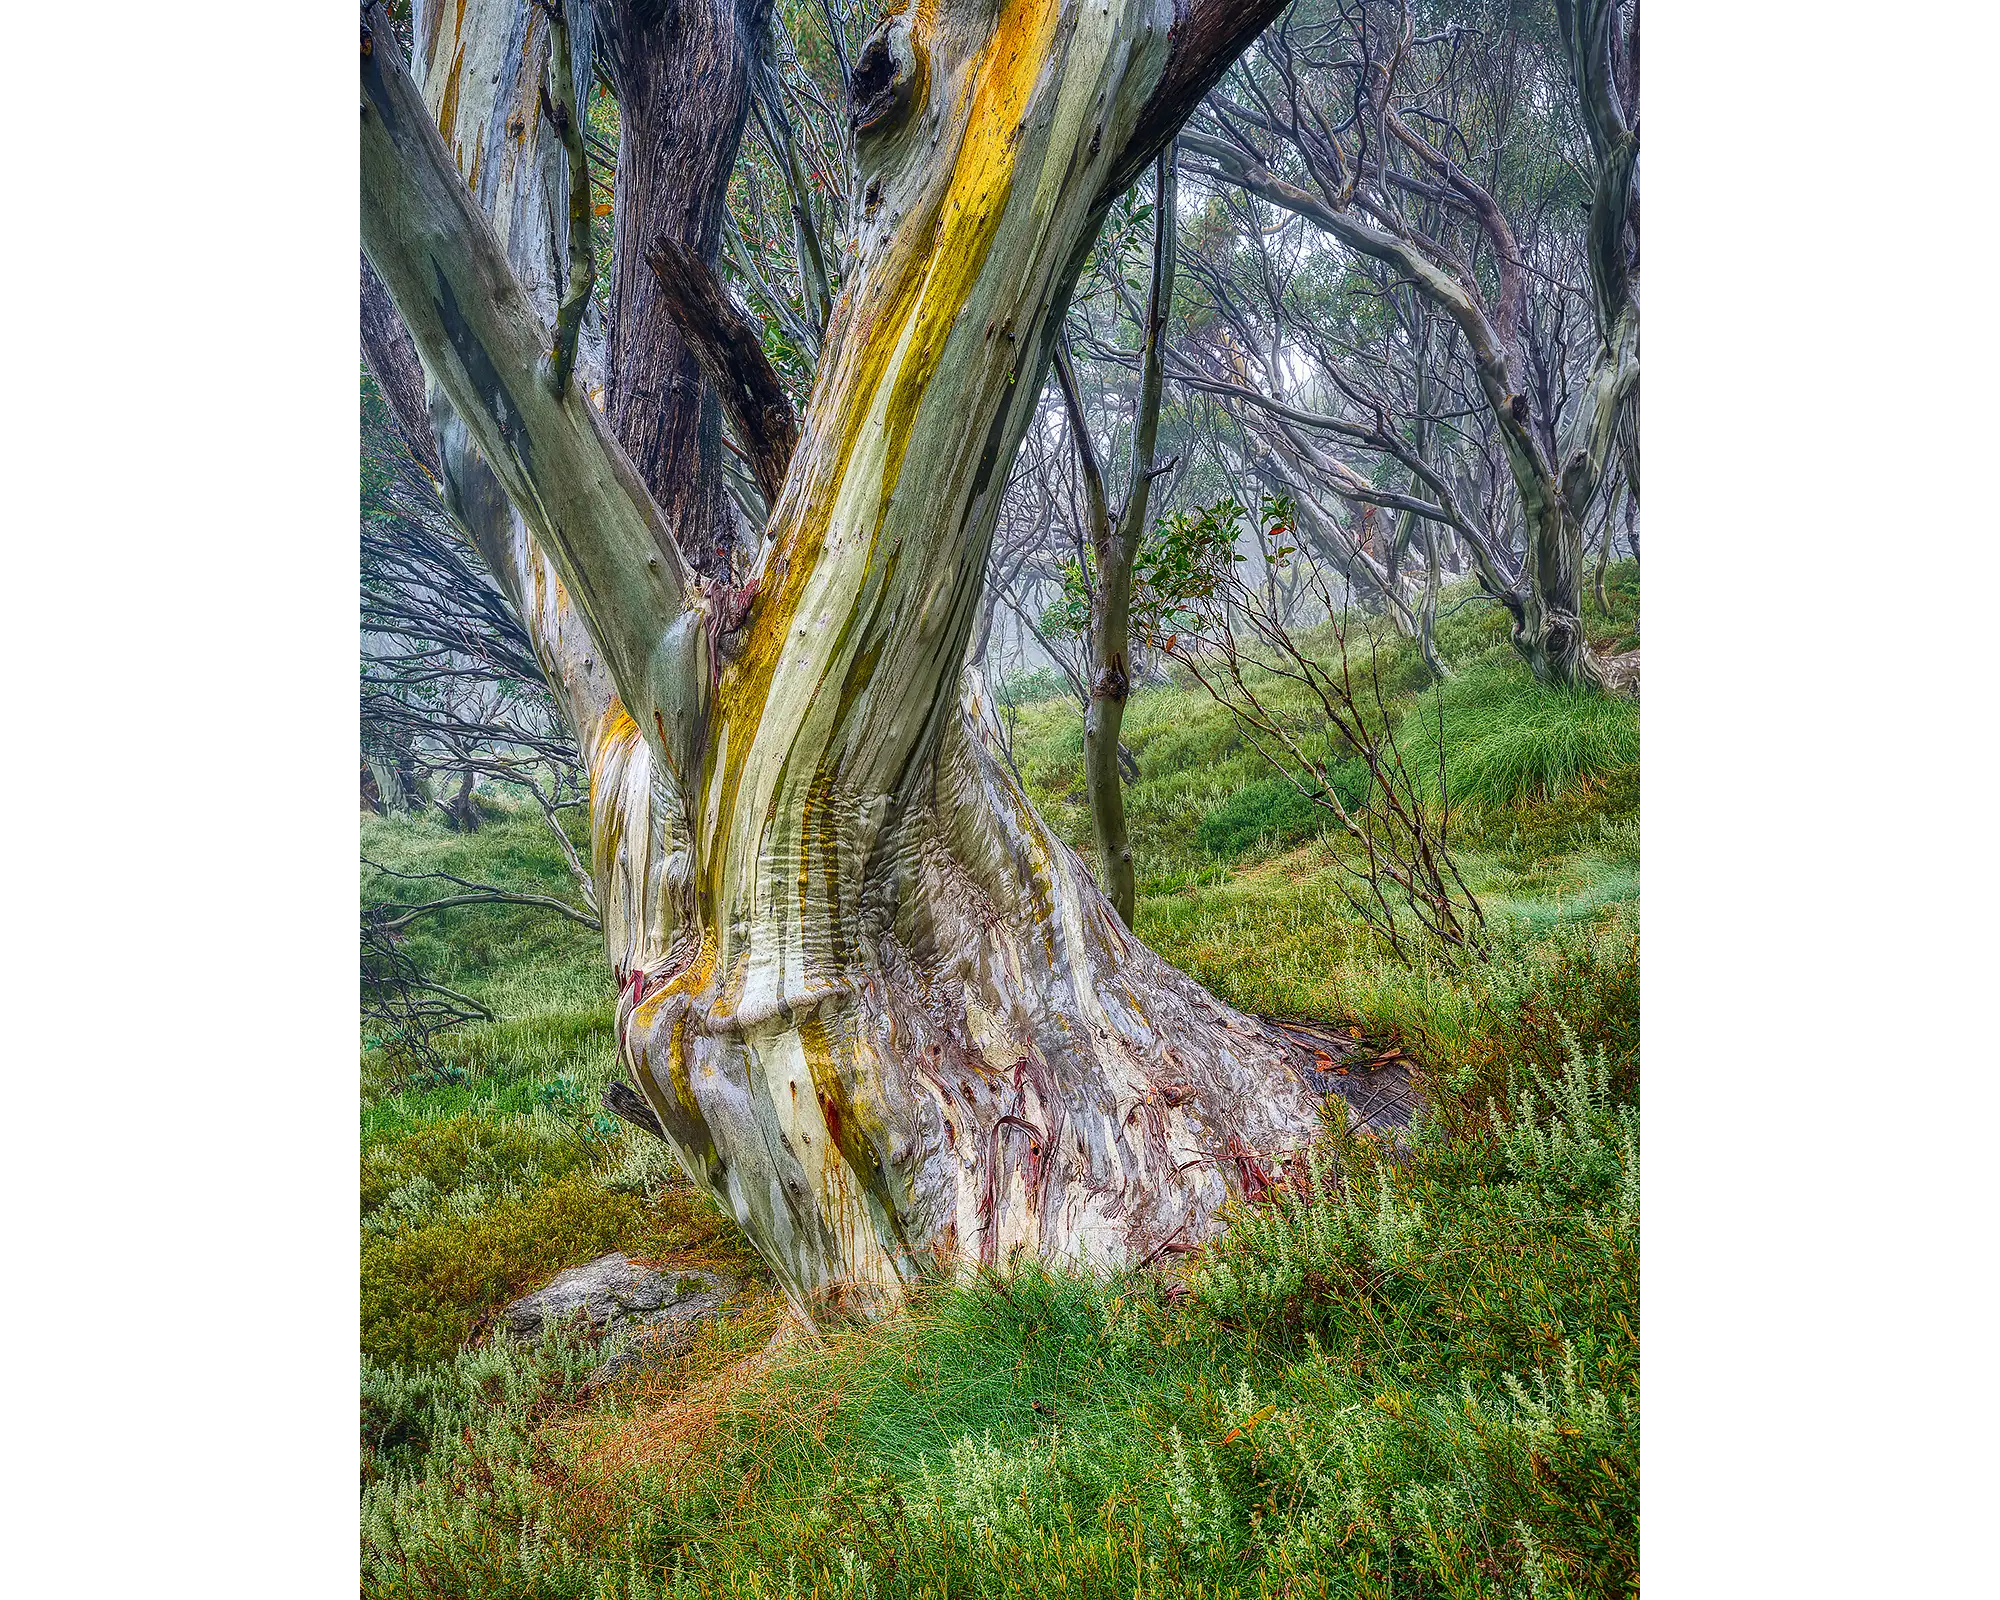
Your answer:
361,569 -> 1640,1599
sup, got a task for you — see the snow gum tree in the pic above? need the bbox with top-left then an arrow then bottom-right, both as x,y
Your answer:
361,0 -> 1325,1320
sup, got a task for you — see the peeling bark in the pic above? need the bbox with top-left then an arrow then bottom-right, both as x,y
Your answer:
644,234 -> 799,509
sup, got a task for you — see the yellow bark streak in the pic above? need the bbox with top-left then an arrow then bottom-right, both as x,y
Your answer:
706,0 -> 1063,914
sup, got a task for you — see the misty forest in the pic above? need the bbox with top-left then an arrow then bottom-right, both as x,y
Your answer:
358,0 -> 1640,1592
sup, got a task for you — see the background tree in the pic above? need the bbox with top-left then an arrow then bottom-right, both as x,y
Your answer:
1171,0 -> 1637,689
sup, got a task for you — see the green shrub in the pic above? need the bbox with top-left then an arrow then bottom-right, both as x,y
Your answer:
1400,662 -> 1639,820
996,664 -> 1069,706
360,1166 -> 757,1366
1195,766 -> 1366,857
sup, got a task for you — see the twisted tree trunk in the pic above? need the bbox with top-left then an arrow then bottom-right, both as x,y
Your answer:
363,0 -> 1321,1320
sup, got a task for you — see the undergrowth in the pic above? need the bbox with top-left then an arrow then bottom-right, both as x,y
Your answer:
360,919 -> 1638,1598
1400,671 -> 1639,822
359,572 -> 1638,1598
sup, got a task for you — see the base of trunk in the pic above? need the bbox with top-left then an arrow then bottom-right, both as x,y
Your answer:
616,692 -> 1328,1320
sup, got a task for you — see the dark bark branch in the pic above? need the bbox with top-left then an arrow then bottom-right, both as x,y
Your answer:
1107,0 -> 1292,199
753,47 -> 832,339
604,1077 -> 668,1139
359,252 -> 442,479
1052,339 -> 1110,551
538,0 -> 596,395
592,0 -> 769,584
1115,146 -> 1177,552
645,235 -> 800,511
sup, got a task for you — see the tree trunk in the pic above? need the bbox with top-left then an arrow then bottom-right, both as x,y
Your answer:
1591,478 -> 1619,614
1416,517 -> 1446,679
364,0 -> 1318,1321
594,0 -> 767,582
1514,494 -> 1603,690
439,768 -> 482,832
1082,151 -> 1175,929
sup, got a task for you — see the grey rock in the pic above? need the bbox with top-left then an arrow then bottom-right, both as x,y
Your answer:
582,1329 -> 696,1392
501,1251 -> 731,1342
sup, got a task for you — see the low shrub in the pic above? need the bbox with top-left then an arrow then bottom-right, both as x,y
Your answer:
995,664 -> 1069,706
360,1165 -> 758,1366
1196,765 -> 1367,858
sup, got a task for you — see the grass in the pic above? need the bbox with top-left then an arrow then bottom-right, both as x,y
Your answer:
1400,671 -> 1640,822
360,815 -> 770,1370
360,572 -> 1639,1597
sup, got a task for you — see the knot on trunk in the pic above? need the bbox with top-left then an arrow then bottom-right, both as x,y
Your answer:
851,16 -> 919,137
710,575 -> 759,639
707,575 -> 760,668
1091,654 -> 1130,701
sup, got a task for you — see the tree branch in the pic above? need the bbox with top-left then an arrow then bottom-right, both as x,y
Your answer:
1052,338 -> 1110,554
367,890 -> 602,934
1115,146 -> 1177,552
359,12 -> 707,784
1107,0 -> 1293,199
538,0 -> 596,395
359,252 -> 441,479
645,234 -> 800,512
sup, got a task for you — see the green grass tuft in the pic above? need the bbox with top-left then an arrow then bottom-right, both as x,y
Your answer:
1398,661 -> 1640,821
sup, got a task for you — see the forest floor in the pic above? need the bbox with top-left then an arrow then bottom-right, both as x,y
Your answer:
360,567 -> 1640,1599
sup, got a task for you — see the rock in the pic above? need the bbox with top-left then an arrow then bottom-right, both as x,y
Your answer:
501,1251 -> 731,1342
581,1326 -> 700,1392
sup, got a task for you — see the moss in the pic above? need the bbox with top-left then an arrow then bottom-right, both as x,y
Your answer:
360,1168 -> 760,1367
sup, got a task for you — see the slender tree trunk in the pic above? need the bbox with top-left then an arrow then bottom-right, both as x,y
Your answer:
1515,493 -> 1602,689
1075,153 -> 1175,927
1417,517 -> 1446,679
440,768 -> 482,832
1591,478 -> 1619,614
364,0 -> 1319,1321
